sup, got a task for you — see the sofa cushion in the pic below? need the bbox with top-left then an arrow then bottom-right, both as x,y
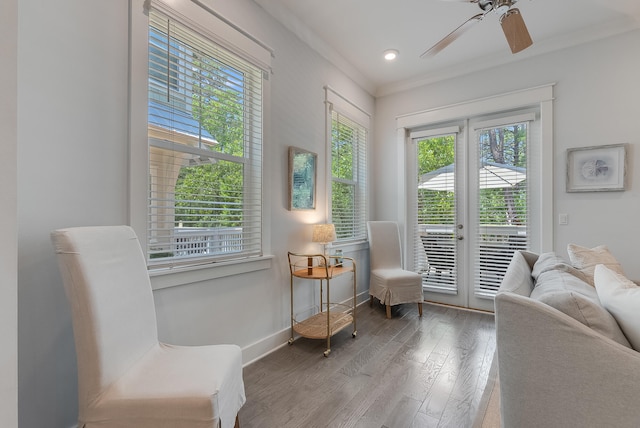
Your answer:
567,244 -> 624,286
499,250 -> 535,296
531,267 -> 597,301
531,252 -> 588,283
535,290 -> 631,347
594,264 -> 640,350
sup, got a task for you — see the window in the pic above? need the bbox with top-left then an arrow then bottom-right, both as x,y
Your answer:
145,4 -> 267,269
412,127 -> 459,294
472,116 -> 531,297
326,89 -> 369,243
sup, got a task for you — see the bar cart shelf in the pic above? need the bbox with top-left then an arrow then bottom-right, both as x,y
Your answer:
287,252 -> 357,357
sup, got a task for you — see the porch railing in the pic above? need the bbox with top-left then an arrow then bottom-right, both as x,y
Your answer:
172,227 -> 243,257
418,224 -> 527,297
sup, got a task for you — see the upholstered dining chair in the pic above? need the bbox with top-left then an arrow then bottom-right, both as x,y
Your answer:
51,225 -> 245,428
367,221 -> 424,318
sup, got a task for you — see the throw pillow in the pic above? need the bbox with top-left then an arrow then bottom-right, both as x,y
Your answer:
567,244 -> 624,286
594,264 -> 640,350
499,250 -> 535,296
519,250 -> 539,270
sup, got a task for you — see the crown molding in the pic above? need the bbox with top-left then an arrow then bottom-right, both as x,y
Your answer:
254,0 -> 376,96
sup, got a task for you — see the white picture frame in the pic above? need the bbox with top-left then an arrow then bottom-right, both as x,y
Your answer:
566,143 -> 627,192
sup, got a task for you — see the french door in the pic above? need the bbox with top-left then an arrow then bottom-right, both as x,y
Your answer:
409,112 -> 535,311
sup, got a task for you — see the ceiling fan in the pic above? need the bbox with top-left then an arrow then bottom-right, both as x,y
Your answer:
421,0 -> 533,58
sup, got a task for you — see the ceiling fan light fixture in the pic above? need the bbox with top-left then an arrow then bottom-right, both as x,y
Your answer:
383,49 -> 399,61
500,8 -> 533,54
493,0 -> 513,15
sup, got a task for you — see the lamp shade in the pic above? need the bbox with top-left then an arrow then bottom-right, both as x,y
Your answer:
312,224 -> 336,244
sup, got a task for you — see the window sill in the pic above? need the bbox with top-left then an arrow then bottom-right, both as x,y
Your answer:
149,255 -> 274,290
330,240 -> 369,253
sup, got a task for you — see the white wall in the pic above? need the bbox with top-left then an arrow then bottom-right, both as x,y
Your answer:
0,0 -> 18,426
374,29 -> 640,279
17,1 -> 639,427
15,1 -> 373,427
17,1 -> 129,426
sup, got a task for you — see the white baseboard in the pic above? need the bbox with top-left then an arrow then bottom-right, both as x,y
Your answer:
241,328 -> 292,367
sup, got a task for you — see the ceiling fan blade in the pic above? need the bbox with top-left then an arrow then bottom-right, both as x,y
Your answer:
500,8 -> 532,53
420,13 -> 485,58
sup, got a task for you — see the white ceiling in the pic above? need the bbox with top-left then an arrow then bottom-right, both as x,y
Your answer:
253,0 -> 640,96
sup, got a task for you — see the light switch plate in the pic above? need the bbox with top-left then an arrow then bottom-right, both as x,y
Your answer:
559,213 -> 568,225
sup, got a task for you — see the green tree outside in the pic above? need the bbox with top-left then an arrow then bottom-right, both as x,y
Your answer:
417,125 -> 527,228
331,116 -> 358,240
174,55 -> 245,228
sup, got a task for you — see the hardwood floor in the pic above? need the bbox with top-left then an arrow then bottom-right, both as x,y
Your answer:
239,301 -> 497,428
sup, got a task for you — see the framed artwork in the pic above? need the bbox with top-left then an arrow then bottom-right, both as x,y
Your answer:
566,143 -> 627,192
288,146 -> 317,210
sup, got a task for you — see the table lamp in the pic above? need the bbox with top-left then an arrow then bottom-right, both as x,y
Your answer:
312,223 -> 336,264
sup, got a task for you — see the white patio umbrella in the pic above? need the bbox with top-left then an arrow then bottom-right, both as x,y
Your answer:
419,161 -> 526,192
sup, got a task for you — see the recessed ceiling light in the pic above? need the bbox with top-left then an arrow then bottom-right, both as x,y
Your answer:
383,49 -> 398,61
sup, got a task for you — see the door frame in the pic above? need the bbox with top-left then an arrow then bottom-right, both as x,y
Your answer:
396,85 -> 555,310
409,123 -> 469,308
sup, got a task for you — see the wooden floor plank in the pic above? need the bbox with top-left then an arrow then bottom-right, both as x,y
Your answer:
383,395 -> 423,428
239,301 -> 496,428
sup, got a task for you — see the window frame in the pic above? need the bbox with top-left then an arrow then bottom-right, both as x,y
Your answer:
129,0 -> 273,288
325,87 -> 370,244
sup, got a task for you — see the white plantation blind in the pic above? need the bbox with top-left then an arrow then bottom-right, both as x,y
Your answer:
327,89 -> 369,243
412,127 -> 459,294
472,114 -> 532,296
147,7 -> 265,268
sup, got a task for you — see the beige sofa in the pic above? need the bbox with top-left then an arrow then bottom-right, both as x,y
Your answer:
495,250 -> 640,428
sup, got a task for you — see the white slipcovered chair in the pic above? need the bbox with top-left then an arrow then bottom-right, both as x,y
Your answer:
51,225 -> 246,428
367,221 -> 424,318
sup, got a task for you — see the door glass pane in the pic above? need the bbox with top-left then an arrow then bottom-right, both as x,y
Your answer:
474,123 -> 529,297
416,135 -> 458,294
